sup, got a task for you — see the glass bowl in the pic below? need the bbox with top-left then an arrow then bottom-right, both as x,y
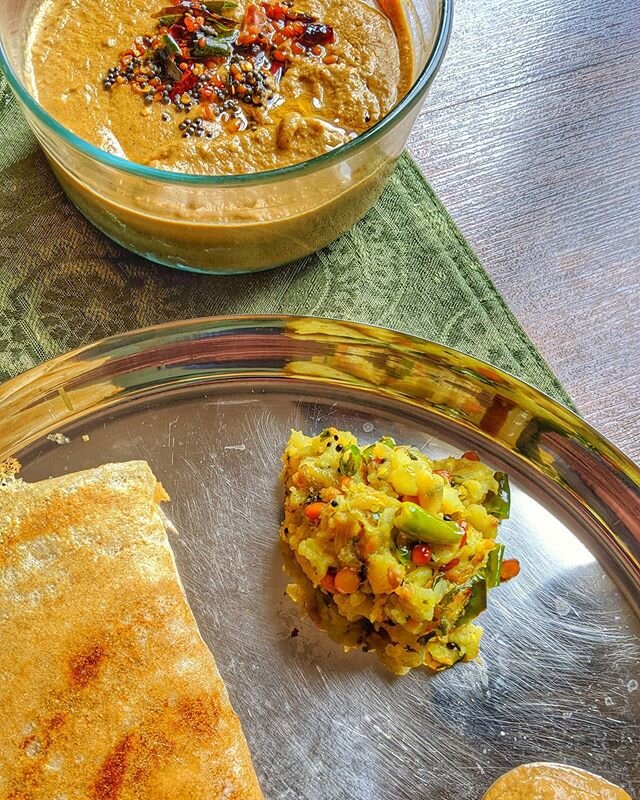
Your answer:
0,0 -> 452,274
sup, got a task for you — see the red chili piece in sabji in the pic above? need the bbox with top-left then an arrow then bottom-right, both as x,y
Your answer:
443,558 -> 460,571
411,544 -> 432,566
320,572 -> 336,593
433,469 -> 452,482
461,450 -> 480,461
459,519 -> 468,548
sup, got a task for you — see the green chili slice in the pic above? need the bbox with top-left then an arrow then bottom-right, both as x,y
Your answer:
362,444 -> 375,462
339,444 -> 362,477
162,33 -> 181,53
361,436 -> 396,463
457,575 -> 487,625
485,543 -> 505,588
394,502 -> 463,545
485,472 -> 511,520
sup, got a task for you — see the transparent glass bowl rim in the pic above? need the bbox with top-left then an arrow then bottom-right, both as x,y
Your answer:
0,0 -> 452,187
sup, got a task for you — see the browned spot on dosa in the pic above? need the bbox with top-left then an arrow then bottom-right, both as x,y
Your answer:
177,694 -> 220,738
92,733 -> 133,800
47,712 -> 67,731
69,643 -> 107,688
20,712 -> 67,758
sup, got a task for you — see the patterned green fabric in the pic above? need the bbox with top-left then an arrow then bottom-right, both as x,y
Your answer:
0,72 -> 571,406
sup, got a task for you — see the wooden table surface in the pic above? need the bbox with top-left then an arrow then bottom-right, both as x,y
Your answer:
408,0 -> 640,463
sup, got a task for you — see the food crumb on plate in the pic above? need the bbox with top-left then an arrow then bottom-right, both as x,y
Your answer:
46,433 -> 71,445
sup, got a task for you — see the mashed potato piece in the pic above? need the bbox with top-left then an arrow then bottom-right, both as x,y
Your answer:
280,428 -> 516,674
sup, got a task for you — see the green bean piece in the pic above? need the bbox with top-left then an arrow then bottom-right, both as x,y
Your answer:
485,543 -> 505,588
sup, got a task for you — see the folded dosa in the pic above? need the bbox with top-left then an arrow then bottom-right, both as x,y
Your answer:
0,461 -> 263,799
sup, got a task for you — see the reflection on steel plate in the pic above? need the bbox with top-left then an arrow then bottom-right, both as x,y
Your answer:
0,316 -> 637,798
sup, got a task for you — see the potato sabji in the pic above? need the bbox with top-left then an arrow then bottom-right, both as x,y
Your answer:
280,428 -> 519,674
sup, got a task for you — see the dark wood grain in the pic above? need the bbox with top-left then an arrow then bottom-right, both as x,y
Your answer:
408,0 -> 640,463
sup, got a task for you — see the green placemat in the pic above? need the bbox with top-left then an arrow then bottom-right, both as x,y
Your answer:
0,72 -> 571,407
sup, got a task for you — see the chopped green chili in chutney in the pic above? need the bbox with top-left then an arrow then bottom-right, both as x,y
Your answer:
280,429 -> 519,674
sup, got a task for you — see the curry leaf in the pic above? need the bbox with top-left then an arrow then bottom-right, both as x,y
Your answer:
194,33 -> 235,57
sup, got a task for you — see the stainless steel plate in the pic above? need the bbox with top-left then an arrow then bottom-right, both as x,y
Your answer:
1,316 -> 638,798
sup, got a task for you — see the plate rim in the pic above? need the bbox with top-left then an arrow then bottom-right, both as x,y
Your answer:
0,314 -> 637,481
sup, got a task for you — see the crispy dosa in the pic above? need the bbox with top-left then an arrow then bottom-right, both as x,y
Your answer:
0,461 -> 263,799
